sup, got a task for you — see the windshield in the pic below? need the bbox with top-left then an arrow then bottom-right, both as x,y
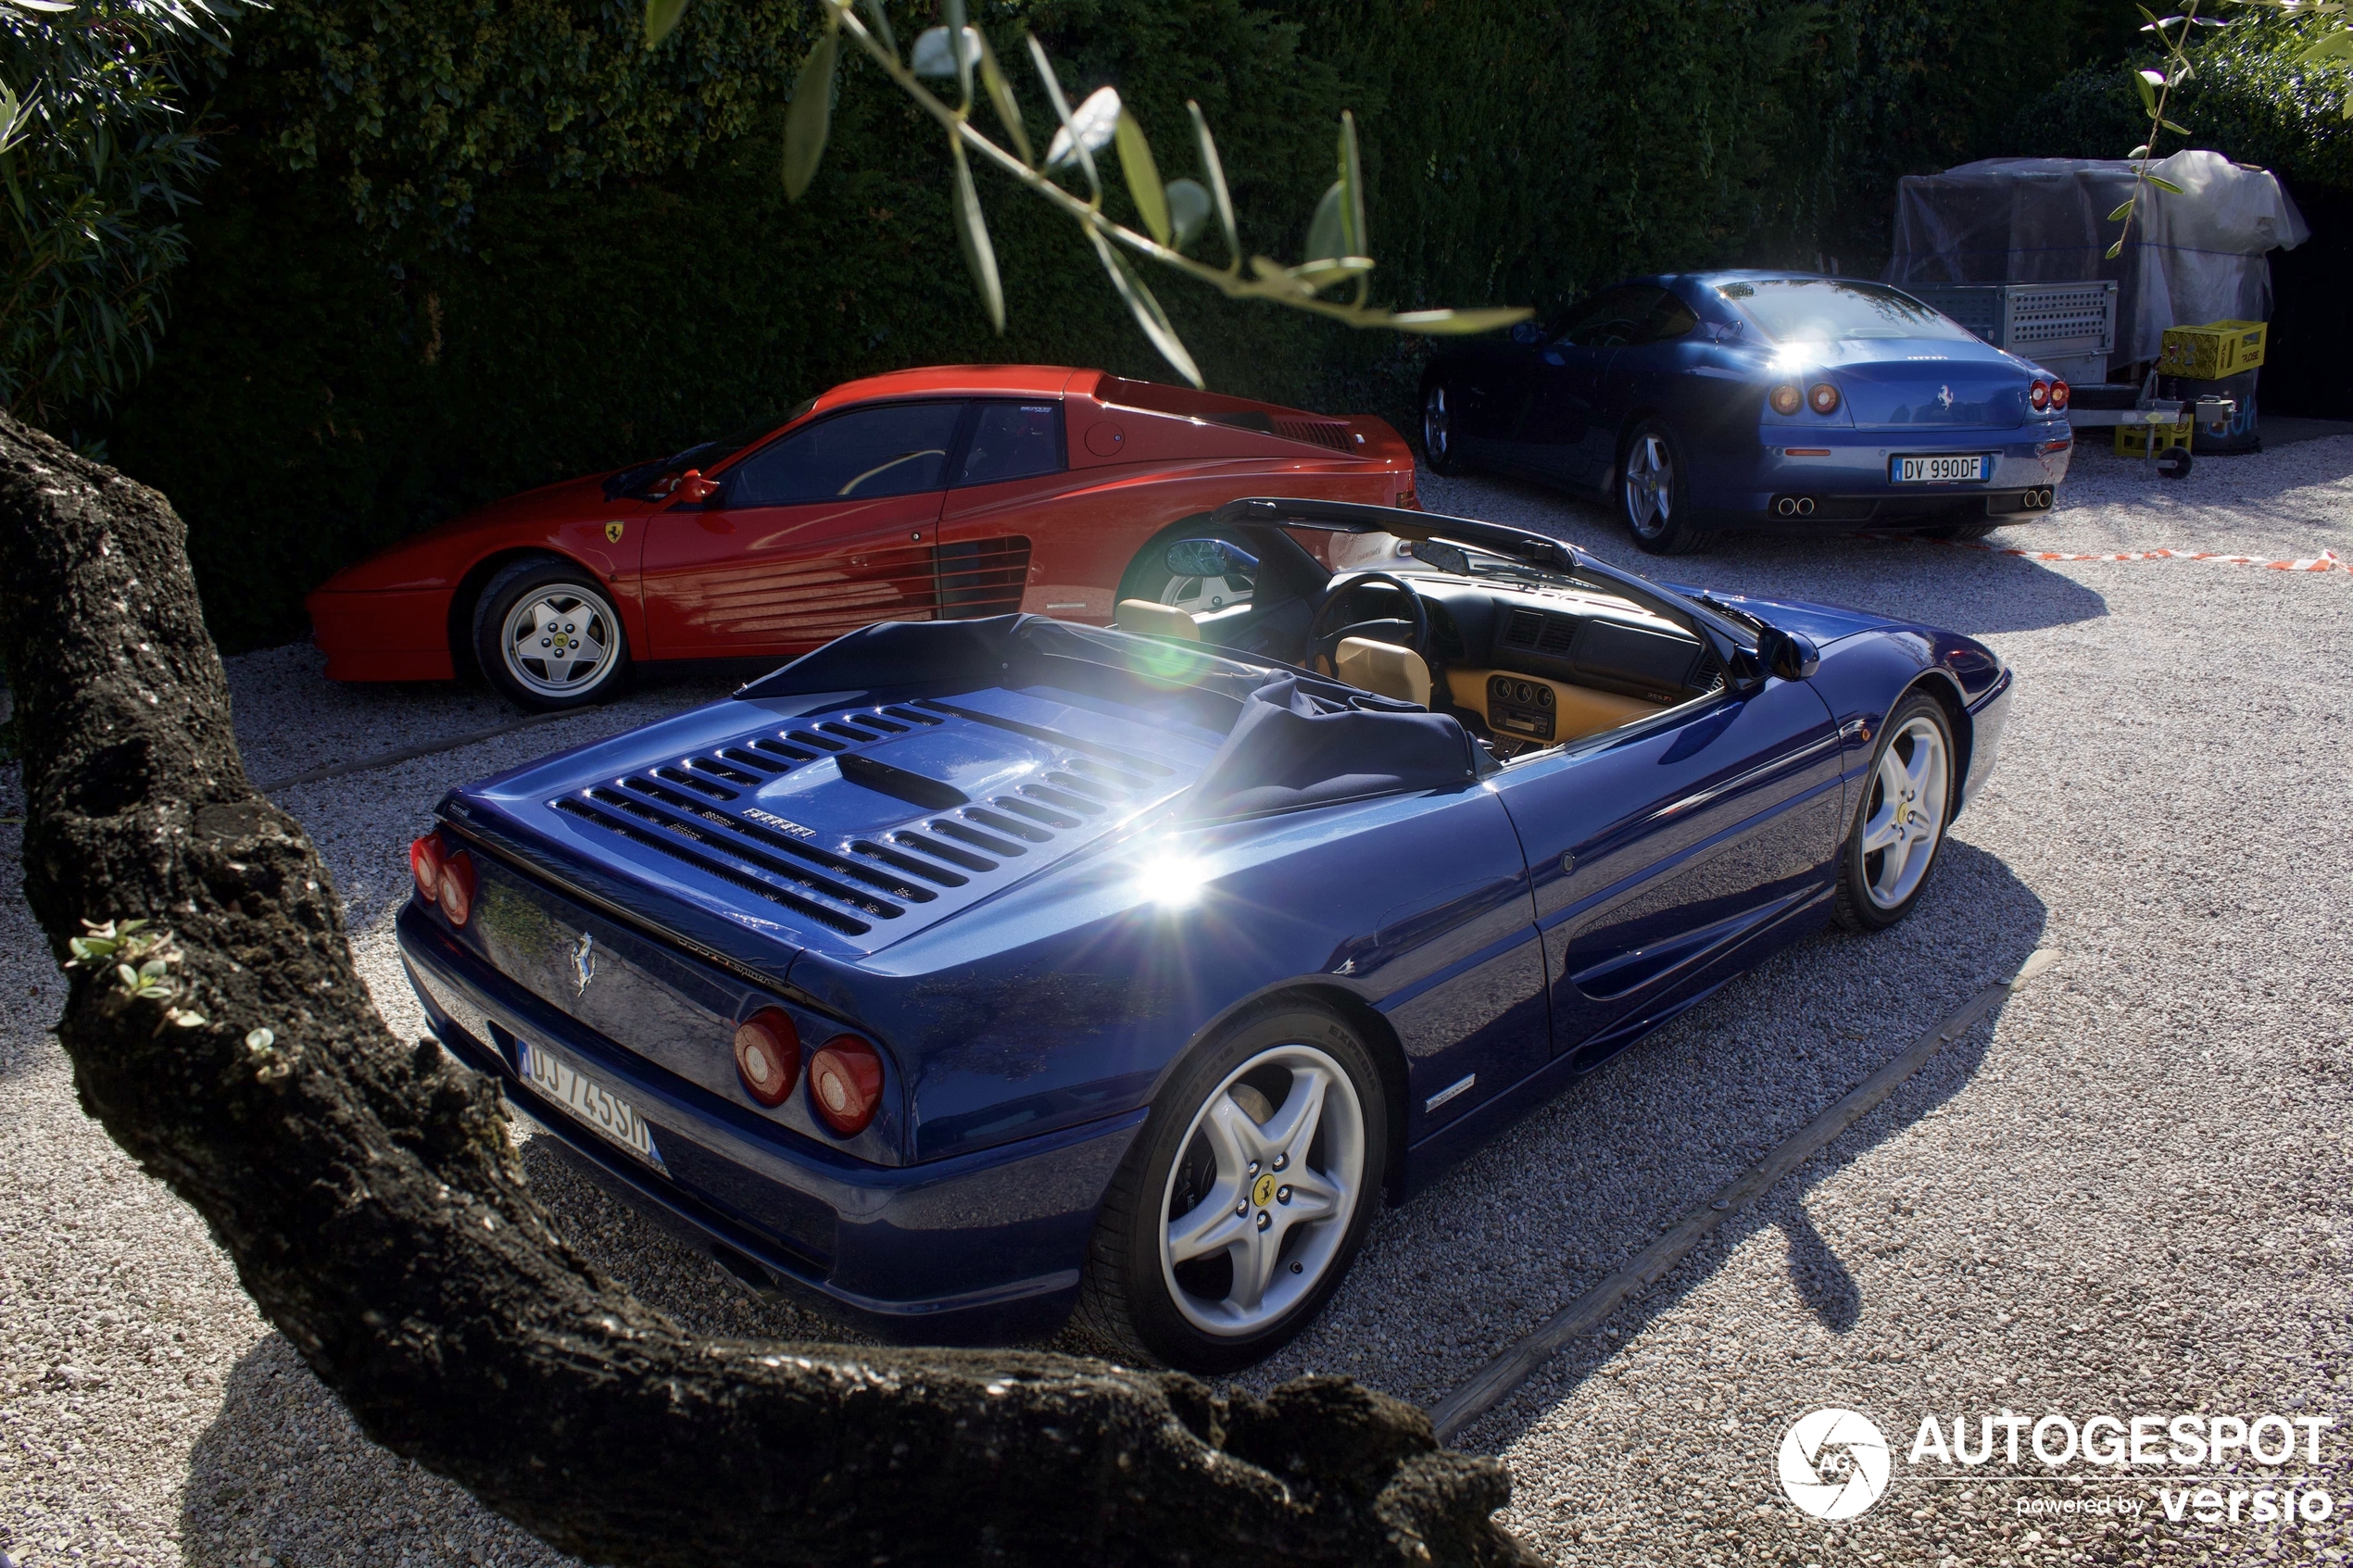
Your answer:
601,396 -> 819,500
1716,279 -> 1978,345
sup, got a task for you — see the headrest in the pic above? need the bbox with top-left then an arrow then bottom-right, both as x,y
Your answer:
1334,636 -> 1431,709
1114,598 -> 1201,642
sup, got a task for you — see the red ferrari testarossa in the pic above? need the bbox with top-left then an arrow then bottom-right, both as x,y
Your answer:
308,365 -> 1418,709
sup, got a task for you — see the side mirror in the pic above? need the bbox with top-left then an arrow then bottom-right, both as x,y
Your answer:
1164,538 -> 1258,579
673,469 -> 721,504
1756,627 -> 1820,681
1509,320 -> 1545,346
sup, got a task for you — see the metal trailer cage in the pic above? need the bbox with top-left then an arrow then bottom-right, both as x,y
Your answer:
1900,282 -> 2117,387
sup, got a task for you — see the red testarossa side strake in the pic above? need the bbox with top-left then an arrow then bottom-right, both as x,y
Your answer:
308,364 -> 1419,709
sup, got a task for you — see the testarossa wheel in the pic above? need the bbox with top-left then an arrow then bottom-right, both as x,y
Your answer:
472,557 -> 632,712
1832,689 -> 1956,932
1076,1003 -> 1388,1373
1421,379 -> 1464,476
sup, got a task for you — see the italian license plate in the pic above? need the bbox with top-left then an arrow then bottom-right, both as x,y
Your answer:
518,1039 -> 667,1172
1894,454 -> 1986,483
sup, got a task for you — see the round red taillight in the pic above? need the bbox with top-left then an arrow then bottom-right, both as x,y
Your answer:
2029,379 -> 2051,411
1807,382 -> 1841,416
808,1035 -> 884,1136
410,834 -> 445,903
734,1009 -> 800,1108
2049,379 -> 2070,411
436,850 -> 476,926
1768,383 -> 1804,417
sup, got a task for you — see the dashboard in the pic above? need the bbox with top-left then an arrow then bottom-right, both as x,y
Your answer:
1324,571 -> 1720,747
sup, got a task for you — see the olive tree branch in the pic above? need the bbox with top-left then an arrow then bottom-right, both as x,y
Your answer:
656,0 -> 1529,386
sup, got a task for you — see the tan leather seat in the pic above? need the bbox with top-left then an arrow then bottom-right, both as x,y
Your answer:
1334,636 -> 1432,709
1114,598 -> 1201,641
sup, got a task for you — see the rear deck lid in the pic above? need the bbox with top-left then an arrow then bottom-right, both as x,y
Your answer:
447,686 -> 1223,963
1816,338 -> 2035,431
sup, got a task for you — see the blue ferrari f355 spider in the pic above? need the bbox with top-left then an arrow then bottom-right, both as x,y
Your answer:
1419,271 -> 2077,555
396,496 -> 2012,1371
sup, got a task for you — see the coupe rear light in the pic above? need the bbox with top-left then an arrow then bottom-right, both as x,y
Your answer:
1807,382 -> 1841,416
1769,383 -> 1804,416
2050,379 -> 2070,411
436,850 -> 476,927
734,1009 -> 800,1108
2030,380 -> 2051,411
409,834 -> 445,903
808,1035 -> 884,1136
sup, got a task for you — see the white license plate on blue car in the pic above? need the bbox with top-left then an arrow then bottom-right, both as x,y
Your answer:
518,1038 -> 668,1172
1894,455 -> 1986,483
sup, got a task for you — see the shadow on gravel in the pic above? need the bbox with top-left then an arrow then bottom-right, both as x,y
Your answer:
1415,473 -> 2111,638
1382,837 -> 2048,1449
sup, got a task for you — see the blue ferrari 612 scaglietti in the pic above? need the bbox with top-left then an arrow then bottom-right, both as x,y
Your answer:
1419,271 -> 2077,555
397,497 -> 2011,1371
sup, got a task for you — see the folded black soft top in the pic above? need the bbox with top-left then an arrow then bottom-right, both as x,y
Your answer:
735,615 -> 1478,819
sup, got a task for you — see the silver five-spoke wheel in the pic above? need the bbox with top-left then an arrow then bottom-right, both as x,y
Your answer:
473,558 -> 631,711
1859,713 -> 1949,909
1623,433 -> 1674,536
1159,1044 -> 1365,1336
500,586 -> 617,699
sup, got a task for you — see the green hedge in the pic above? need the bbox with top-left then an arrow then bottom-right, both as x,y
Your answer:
2020,12 -> 2353,188
106,0 -> 2091,653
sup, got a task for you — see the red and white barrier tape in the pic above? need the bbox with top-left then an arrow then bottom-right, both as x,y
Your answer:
1858,532 -> 2347,573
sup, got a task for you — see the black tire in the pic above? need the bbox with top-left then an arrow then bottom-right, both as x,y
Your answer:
1618,418 -> 1712,556
1832,689 -> 1957,932
472,557 -> 632,712
1114,517 -> 1256,618
1420,378 -> 1464,476
1075,1001 -> 1389,1373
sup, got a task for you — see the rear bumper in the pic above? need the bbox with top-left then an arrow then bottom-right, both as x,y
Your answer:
396,903 -> 1141,1344
307,587 -> 458,682
1703,424 -> 2075,526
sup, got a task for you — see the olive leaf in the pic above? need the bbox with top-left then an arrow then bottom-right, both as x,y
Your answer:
783,27 -> 839,201
911,26 -> 978,78
1303,182 -> 1349,265
2144,174 -> 2184,194
1339,109 -> 1367,261
1088,229 -> 1201,387
1187,101 -> 1240,264
2108,198 -> 2136,221
644,0 -> 691,49
972,30 -> 1033,167
2106,238 -> 2127,259
1389,307 -> 1536,335
1165,179 -> 1211,251
860,0 -> 897,61
951,137 -> 1005,333
1028,38 -> 1100,196
946,0 -> 974,109
1115,111 -> 1171,245
1049,86 -> 1121,171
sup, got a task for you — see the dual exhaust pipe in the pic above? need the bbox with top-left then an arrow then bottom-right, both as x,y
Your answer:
2019,486 -> 2056,510
1773,495 -> 1818,518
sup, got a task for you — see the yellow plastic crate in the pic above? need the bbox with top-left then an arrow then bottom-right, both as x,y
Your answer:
2114,416 -> 2191,458
2157,319 -> 2267,380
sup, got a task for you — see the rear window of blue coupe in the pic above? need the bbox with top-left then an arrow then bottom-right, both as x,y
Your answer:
1718,279 -> 1978,345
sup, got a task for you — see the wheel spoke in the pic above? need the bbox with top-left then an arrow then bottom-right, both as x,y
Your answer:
1872,838 -> 1913,899
1876,747 -> 1908,804
1167,1198 -> 1252,1266
1229,1224 -> 1282,1312
1862,804 -> 1903,853
1279,1165 -> 1343,1225
1260,1066 -> 1328,1171
1904,732 -> 1940,793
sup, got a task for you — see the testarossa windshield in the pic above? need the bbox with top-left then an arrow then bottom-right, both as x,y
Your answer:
1718,278 -> 1979,345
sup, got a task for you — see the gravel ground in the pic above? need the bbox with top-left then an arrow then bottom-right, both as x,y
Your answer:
4,437 -> 2349,1567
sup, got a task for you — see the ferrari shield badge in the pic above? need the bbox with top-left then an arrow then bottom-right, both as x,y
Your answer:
572,931 -> 597,996
604,521 -> 625,544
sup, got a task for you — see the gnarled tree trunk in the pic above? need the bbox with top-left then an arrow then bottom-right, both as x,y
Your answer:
0,413 -> 1531,1568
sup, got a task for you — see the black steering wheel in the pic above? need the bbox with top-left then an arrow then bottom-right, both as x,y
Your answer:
1308,571 -> 1431,672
